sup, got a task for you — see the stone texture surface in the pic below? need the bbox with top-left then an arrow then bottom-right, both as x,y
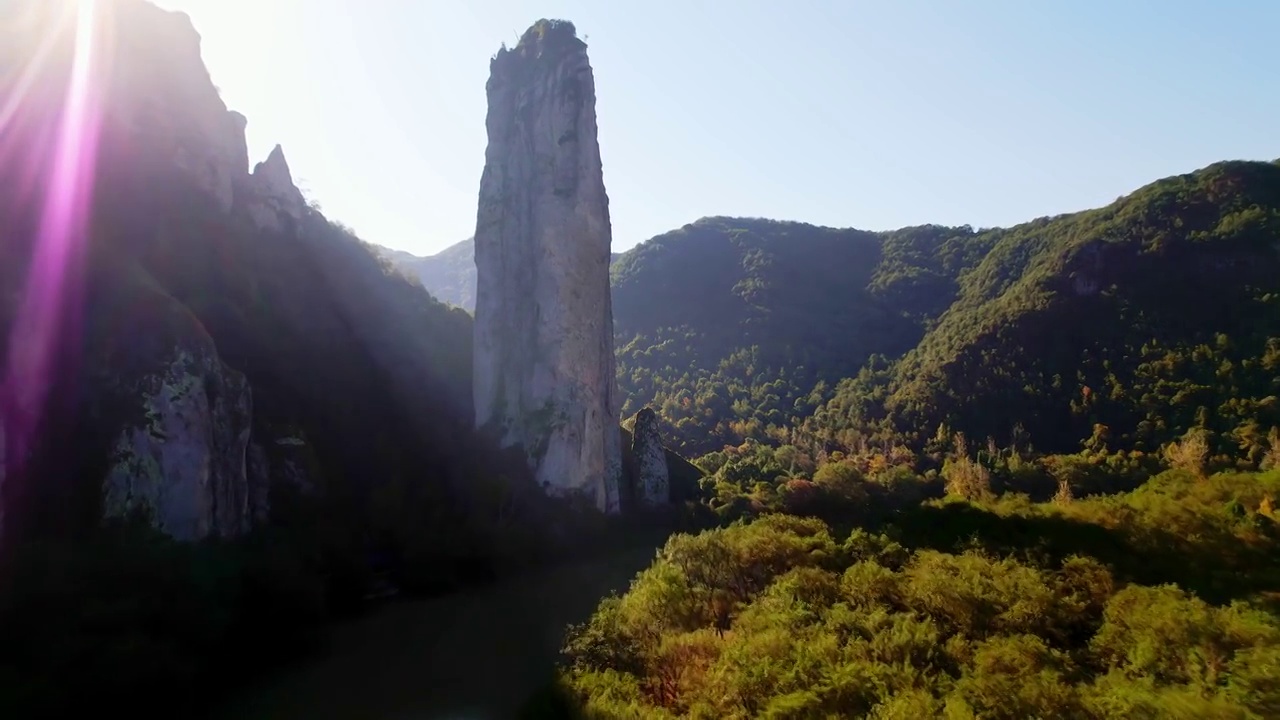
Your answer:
83,2 -> 318,539
7,0 -> 460,543
247,144 -> 308,232
104,2 -> 250,212
102,339 -> 253,541
90,2 -> 308,231
472,20 -> 621,513
630,408 -> 670,508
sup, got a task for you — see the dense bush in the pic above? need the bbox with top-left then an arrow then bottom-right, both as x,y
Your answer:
556,470 -> 1280,718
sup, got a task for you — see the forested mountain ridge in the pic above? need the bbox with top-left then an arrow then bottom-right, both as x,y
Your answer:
612,161 -> 1280,460
610,217 -> 987,455
826,159 -> 1280,456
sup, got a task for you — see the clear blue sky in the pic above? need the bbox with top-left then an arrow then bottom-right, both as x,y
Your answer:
152,0 -> 1279,257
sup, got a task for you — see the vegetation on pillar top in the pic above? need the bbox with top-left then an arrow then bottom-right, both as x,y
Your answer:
493,18 -> 585,70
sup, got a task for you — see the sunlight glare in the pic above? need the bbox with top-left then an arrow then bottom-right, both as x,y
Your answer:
1,0 -> 106,520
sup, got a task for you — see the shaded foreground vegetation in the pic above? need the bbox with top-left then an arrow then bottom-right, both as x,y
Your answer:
550,465 -> 1280,718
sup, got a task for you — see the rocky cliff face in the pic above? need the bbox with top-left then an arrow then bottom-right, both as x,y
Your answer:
246,145 -> 309,232
102,330 -> 254,540
0,0 -> 329,541
86,3 -> 310,538
103,0 -> 251,213
472,20 -> 622,513
1,0 -> 482,550
101,4 -> 308,229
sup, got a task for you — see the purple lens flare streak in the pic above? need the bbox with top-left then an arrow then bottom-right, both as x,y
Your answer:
1,0 -> 105,533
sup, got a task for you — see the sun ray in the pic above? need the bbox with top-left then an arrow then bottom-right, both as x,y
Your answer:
2,0 -> 106,527
0,7 -> 67,136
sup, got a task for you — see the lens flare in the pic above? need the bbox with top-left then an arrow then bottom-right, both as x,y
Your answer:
1,0 -> 105,532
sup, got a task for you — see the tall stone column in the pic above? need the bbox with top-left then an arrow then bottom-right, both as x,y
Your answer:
472,19 -> 621,513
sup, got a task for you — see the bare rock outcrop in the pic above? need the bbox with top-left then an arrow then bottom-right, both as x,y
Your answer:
472,20 -> 621,513
630,408 -> 670,508
102,1 -> 250,212
95,2 -> 307,229
102,320 -> 253,541
4,0 -> 454,543
2,0 -> 316,540
246,144 -> 309,232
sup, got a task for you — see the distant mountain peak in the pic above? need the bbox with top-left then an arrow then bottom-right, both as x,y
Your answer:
378,236 -> 622,312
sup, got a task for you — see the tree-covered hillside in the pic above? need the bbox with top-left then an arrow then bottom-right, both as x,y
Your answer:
613,161 -> 1280,462
551,182 -> 1280,711
821,160 -> 1280,457
553,468 -> 1280,718
610,217 -> 992,455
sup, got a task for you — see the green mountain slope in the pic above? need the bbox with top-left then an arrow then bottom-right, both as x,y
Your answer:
610,217 -> 994,454
614,161 -> 1280,458
862,160 -> 1280,455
